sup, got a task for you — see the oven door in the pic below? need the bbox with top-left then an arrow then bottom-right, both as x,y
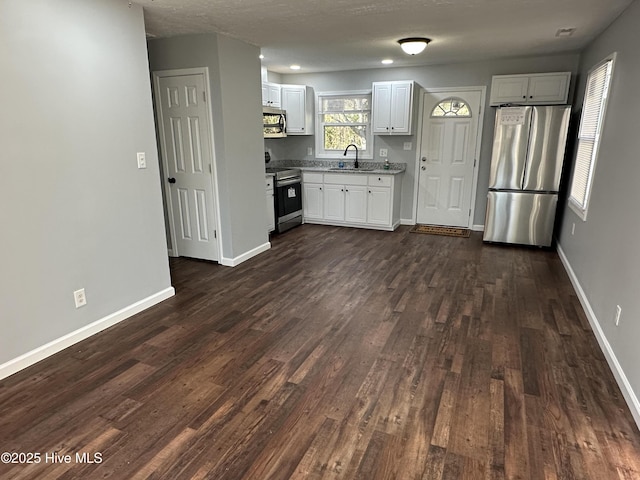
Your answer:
276,178 -> 302,219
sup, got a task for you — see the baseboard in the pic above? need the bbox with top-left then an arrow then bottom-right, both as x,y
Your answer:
557,245 -> 640,429
220,242 -> 271,267
401,220 -> 484,231
0,287 -> 175,381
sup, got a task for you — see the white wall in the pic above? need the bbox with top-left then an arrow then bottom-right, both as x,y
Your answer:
268,54 -> 581,224
557,0 -> 640,424
148,34 -> 269,262
0,0 -> 172,368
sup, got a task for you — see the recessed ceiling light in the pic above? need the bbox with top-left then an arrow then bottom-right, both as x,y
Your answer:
290,64 -> 301,70
381,59 -> 394,65
556,28 -> 576,38
259,54 -> 264,59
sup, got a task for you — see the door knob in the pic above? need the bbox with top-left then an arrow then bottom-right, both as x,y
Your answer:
168,177 -> 176,184
421,157 -> 426,162
421,166 -> 426,171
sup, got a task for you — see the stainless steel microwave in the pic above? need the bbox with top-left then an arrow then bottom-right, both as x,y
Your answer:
263,106 -> 287,138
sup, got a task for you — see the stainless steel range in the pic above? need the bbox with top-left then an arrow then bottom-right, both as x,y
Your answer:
265,167 -> 302,233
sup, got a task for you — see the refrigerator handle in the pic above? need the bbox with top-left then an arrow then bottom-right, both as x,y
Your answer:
521,106 -> 536,189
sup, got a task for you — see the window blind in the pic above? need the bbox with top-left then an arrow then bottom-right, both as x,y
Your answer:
569,58 -> 613,216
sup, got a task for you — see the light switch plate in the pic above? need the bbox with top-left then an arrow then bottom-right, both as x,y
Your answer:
137,152 -> 146,169
307,147 -> 313,156
403,142 -> 412,151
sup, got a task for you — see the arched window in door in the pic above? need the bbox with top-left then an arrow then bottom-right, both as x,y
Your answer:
431,97 -> 472,117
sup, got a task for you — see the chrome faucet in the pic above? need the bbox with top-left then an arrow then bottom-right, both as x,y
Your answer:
343,144 -> 359,169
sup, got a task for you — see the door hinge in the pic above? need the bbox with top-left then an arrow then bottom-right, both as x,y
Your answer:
209,164 -> 212,173
469,209 -> 472,218
214,230 -> 217,239
474,158 -> 477,167
202,91 -> 206,102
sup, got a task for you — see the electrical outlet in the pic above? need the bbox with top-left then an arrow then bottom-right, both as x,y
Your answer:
74,288 -> 87,308
571,223 -> 575,235
379,148 -> 388,157
615,305 -> 622,326
137,152 -> 146,169
403,142 -> 412,151
307,147 -> 313,156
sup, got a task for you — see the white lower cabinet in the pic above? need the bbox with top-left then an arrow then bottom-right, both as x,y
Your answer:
302,171 -> 402,231
323,184 -> 345,222
345,185 -> 367,223
367,186 -> 391,226
303,183 -> 323,220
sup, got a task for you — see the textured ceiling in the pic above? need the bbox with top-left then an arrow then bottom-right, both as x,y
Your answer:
136,0 -> 633,73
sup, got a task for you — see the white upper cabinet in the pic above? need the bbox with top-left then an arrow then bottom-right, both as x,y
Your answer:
281,85 -> 314,135
262,82 -> 281,108
372,81 -> 414,135
489,72 -> 571,105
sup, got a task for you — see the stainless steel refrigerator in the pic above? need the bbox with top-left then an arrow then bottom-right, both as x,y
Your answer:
483,105 -> 571,247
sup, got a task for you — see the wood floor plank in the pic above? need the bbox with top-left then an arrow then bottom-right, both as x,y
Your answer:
1,225 -> 639,479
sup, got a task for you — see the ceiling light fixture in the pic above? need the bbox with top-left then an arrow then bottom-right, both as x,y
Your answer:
398,37 -> 431,55
555,28 -> 576,38
259,54 -> 264,59
290,64 -> 301,70
381,59 -> 394,65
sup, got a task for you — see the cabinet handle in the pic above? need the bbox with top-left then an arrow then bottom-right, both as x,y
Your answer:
421,166 -> 426,171
368,190 -> 372,194
529,95 -> 533,99
319,187 -> 322,191
522,95 -> 526,99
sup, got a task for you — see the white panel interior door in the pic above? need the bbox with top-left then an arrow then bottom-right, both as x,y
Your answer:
416,90 -> 482,228
157,73 -> 219,261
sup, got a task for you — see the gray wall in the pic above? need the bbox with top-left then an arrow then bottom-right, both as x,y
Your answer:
268,54 -> 581,224
0,0 -> 171,364
148,34 -> 268,260
558,0 -> 640,406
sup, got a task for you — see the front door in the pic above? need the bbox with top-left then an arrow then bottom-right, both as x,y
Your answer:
416,90 -> 482,228
155,71 -> 219,262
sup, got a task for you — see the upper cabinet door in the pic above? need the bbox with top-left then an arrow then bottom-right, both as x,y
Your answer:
262,82 -> 281,107
281,85 -> 313,135
489,76 -> 530,105
526,73 -> 570,104
372,83 -> 393,134
372,81 -> 414,135
390,83 -> 412,134
490,72 -> 570,106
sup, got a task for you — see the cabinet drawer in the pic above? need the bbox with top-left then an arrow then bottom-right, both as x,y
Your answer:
265,176 -> 274,190
368,175 -> 392,187
324,173 -> 367,185
303,172 -> 323,184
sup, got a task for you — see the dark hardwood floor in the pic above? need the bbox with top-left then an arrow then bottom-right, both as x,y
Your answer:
1,224 -> 639,479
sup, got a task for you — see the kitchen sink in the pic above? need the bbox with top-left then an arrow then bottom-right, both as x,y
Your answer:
329,168 -> 375,172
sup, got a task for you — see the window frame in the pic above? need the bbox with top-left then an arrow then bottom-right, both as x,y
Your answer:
568,53 -> 616,221
315,90 -> 373,159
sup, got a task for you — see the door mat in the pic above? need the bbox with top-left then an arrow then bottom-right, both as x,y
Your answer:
410,224 -> 471,238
